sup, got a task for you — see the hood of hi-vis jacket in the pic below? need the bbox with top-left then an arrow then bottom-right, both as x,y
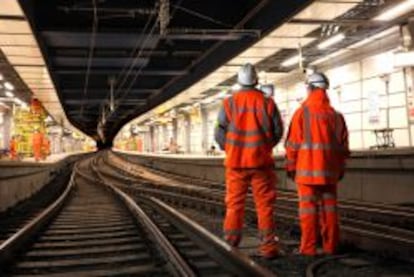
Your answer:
285,88 -> 350,185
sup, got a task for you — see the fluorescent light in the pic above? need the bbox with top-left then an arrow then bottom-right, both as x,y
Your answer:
5,91 -> 14,98
374,0 -> 414,21
281,54 -> 304,67
4,82 -> 14,91
317,33 -> 345,49
347,26 -> 398,49
311,49 -> 349,65
394,51 -> 414,67
13,98 -> 27,108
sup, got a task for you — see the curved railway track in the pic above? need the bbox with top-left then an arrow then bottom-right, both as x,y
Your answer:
112,152 -> 414,229
0,157 -> 274,276
103,151 -> 414,259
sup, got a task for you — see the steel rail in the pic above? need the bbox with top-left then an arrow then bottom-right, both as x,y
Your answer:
93,155 -> 277,276
78,160 -> 196,277
0,171 -> 75,270
103,152 -> 414,258
305,254 -> 348,277
111,151 -> 414,223
102,157 -> 414,260
140,195 -> 276,277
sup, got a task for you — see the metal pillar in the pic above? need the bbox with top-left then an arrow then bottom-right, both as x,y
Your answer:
200,105 -> 209,153
185,113 -> 191,153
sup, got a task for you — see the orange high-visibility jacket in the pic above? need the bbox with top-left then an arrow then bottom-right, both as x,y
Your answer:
214,89 -> 283,168
285,89 -> 349,185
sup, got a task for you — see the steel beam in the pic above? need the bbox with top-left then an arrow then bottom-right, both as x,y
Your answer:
61,89 -> 159,94
56,69 -> 188,76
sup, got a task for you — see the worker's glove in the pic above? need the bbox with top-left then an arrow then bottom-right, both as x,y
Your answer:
287,171 -> 296,181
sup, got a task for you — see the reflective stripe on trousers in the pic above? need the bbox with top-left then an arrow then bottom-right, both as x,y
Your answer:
297,169 -> 334,178
297,183 -> 339,255
224,168 -> 276,247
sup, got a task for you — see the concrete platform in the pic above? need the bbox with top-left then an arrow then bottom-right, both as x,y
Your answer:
21,151 -> 91,163
0,152 -> 86,212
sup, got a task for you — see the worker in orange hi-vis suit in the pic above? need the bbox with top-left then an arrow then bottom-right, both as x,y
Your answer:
42,136 -> 51,160
32,129 -> 44,162
214,63 -> 284,259
9,135 -> 18,160
284,72 -> 350,256
136,136 -> 143,152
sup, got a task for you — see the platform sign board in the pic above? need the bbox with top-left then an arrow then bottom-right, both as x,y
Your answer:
368,90 -> 380,124
405,68 -> 414,123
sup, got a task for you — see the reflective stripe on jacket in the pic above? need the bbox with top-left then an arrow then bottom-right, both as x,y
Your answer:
214,89 -> 283,168
285,88 -> 349,184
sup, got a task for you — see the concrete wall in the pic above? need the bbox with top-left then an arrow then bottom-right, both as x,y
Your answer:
115,150 -> 414,204
275,44 -> 413,151
0,155 -> 80,212
127,28 -> 414,155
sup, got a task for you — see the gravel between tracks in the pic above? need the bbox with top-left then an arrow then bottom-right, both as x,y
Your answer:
174,205 -> 414,276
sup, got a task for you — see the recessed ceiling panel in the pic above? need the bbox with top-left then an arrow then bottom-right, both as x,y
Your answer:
0,0 -> 23,16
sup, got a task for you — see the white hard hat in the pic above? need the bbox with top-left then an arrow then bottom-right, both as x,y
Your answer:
306,72 -> 329,89
237,63 -> 258,86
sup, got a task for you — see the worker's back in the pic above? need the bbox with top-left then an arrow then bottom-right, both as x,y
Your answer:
288,88 -> 349,184
223,89 -> 280,168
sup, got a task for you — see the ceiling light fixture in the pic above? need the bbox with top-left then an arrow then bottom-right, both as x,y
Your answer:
14,98 -> 25,106
317,33 -> 345,49
374,0 -> 414,21
281,54 -> 303,67
347,26 -> 398,49
4,82 -> 14,91
5,91 -> 14,98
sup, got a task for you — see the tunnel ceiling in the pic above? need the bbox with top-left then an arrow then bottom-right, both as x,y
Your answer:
17,0 -> 312,143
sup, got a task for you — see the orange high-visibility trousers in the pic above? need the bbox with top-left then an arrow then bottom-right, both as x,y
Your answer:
297,183 -> 339,255
224,167 -> 278,256
10,139 -> 17,160
33,143 -> 42,161
32,133 -> 44,162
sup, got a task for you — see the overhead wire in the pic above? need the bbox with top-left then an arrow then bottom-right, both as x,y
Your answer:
113,19 -> 159,101
99,3 -> 158,120
113,12 -> 158,97
80,0 -> 98,117
113,0 -> 184,108
171,4 -> 232,28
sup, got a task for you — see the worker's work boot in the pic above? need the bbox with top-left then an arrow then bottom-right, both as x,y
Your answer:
258,236 -> 280,259
224,234 -> 241,247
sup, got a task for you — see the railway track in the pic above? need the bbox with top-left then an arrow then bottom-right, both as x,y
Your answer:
112,151 -> 414,230
0,157 -> 273,276
0,169 -> 72,245
103,151 -> 414,259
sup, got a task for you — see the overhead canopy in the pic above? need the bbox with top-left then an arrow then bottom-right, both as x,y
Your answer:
134,0 -> 403,125
14,0 -> 312,146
